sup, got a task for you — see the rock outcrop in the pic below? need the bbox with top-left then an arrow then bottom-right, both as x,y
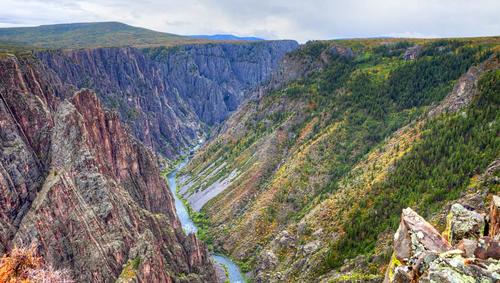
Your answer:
385,199 -> 500,283
403,45 -> 422,60
490,196 -> 500,238
0,55 -> 217,282
35,40 -> 299,157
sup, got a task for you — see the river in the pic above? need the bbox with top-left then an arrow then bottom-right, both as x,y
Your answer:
167,158 -> 246,283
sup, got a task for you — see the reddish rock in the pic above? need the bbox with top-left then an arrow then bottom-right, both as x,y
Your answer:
489,196 -> 500,238
0,55 -> 217,282
474,237 -> 500,260
394,208 -> 451,262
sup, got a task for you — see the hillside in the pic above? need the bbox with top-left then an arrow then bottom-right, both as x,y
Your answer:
180,37 -> 500,281
0,22 -> 208,49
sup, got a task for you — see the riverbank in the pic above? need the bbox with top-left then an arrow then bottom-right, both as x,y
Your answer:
164,157 -> 246,283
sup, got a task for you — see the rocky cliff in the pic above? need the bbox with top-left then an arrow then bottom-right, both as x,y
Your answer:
0,54 -> 217,282
35,40 -> 298,157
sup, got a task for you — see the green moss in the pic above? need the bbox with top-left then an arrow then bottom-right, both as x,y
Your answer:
387,253 -> 402,282
330,272 -> 383,282
118,257 -> 141,281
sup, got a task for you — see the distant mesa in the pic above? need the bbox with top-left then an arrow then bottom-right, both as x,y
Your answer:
189,34 -> 265,41
0,21 -> 207,49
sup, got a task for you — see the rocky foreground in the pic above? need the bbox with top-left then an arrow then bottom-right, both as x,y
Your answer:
385,196 -> 500,282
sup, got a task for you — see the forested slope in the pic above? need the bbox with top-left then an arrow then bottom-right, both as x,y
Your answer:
180,38 -> 500,281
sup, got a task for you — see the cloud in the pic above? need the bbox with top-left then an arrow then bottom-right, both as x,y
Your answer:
0,0 -> 498,42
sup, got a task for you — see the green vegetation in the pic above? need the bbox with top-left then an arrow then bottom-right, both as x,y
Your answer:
387,44 -> 490,108
0,22 -> 205,49
118,257 -> 141,280
325,68 -> 499,269
182,38 -> 498,282
256,40 -> 488,226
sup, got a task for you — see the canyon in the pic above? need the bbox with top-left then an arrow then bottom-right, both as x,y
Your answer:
35,41 -> 298,158
0,24 -> 298,282
0,22 -> 499,283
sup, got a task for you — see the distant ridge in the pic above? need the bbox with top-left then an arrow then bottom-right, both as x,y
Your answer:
0,22 -> 209,49
189,34 -> 265,41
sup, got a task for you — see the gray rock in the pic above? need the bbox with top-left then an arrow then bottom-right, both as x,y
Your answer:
457,239 -> 478,258
302,240 -> 321,255
393,266 -> 411,283
426,253 -> 500,283
447,203 -> 485,245
35,41 -> 299,158
276,230 -> 295,248
403,45 -> 422,60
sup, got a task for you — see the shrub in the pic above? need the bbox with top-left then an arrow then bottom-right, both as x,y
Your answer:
0,245 -> 73,283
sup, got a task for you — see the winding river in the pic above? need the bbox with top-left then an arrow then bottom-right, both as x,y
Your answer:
167,158 -> 245,283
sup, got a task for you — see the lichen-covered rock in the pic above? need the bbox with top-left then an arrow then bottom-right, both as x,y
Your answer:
445,203 -> 485,245
385,208 -> 451,282
425,252 -> 500,282
386,202 -> 500,283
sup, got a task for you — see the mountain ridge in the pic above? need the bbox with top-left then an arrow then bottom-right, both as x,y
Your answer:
189,34 -> 265,41
0,21 -> 208,49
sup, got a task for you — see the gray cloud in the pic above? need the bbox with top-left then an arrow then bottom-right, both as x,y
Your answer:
0,0 -> 498,42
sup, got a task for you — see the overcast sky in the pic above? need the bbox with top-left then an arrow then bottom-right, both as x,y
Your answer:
0,0 -> 498,42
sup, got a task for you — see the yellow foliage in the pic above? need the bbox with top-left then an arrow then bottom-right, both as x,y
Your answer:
0,245 -> 73,283
0,245 -> 42,283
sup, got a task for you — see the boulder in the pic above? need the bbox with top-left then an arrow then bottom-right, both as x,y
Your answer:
445,203 -> 485,245
393,208 -> 451,262
385,208 -> 451,282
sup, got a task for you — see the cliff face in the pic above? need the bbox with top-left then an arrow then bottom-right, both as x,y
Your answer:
0,55 -> 216,282
35,40 -> 299,157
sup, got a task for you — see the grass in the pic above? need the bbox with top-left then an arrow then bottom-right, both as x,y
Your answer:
0,22 -> 210,49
